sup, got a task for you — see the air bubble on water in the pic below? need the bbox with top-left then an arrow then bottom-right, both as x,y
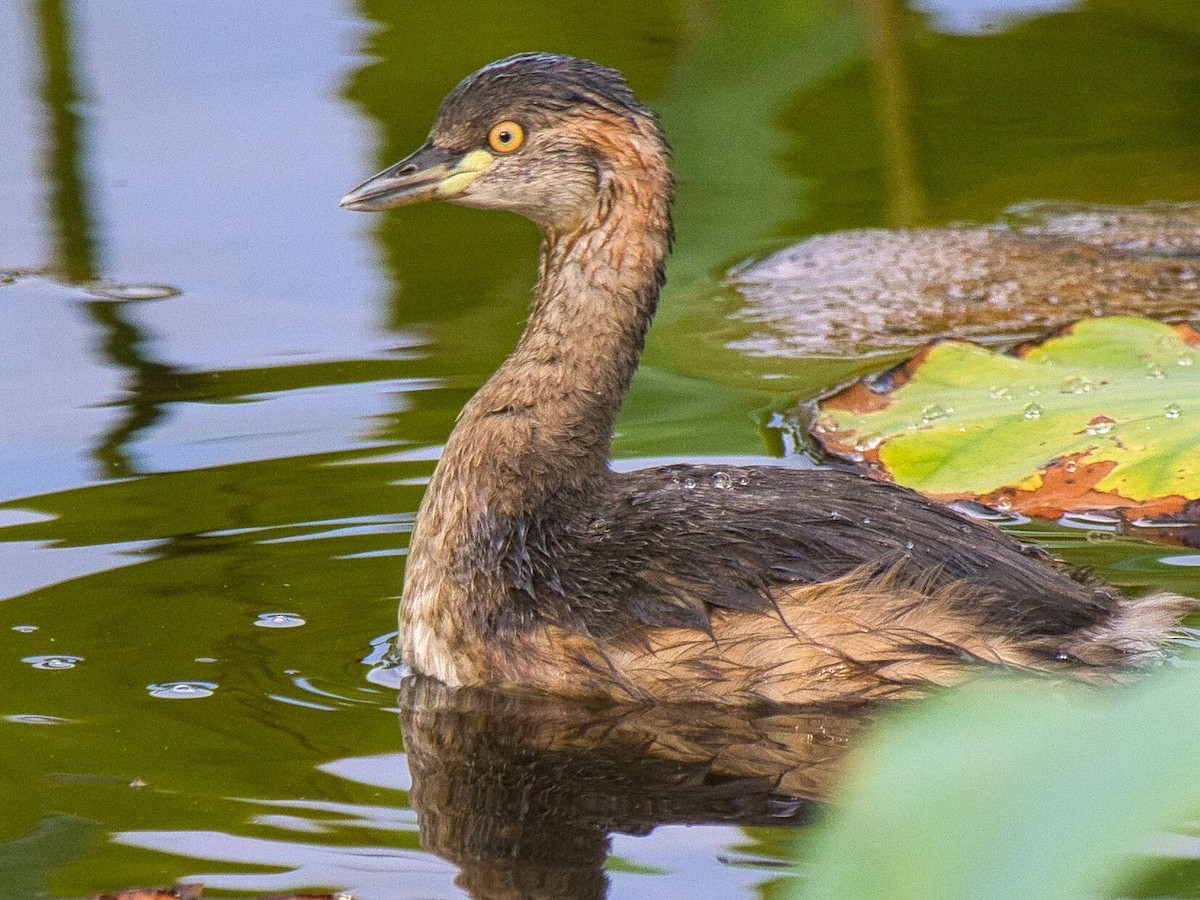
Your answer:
147,681 -> 217,699
22,655 -> 82,670
254,612 -> 306,629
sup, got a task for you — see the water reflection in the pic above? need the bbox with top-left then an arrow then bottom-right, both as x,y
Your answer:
400,678 -> 870,899
28,0 -> 187,480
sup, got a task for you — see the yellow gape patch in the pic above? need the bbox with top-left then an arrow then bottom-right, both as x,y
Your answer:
436,149 -> 493,198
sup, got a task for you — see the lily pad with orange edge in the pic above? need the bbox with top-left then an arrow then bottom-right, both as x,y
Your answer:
811,316 -> 1200,525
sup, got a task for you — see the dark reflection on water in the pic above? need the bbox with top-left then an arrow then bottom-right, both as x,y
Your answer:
399,678 -> 868,900
30,0 -> 185,481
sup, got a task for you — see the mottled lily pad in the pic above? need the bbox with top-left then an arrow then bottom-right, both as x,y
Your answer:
732,202 -> 1200,359
813,317 -> 1200,521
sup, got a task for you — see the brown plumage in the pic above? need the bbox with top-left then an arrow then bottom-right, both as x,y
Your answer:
341,53 -> 1194,706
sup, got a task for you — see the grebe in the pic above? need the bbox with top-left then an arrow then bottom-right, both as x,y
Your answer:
341,53 -> 1192,705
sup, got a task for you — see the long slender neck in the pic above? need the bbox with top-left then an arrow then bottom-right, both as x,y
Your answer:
400,120 -> 672,678
436,157 -> 672,516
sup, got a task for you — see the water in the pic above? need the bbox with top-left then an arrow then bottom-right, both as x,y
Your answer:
2,1 -> 1200,897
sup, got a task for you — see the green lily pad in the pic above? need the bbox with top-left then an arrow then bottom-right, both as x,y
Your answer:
813,316 -> 1200,519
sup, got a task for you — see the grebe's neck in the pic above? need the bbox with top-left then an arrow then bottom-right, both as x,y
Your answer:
439,146 -> 672,512
401,124 -> 671,679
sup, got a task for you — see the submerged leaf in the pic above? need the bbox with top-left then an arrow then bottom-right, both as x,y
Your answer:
813,317 -> 1200,520
733,202 -> 1200,359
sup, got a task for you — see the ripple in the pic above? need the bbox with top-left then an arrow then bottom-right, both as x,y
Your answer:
85,281 -> 180,302
11,625 -> 38,633
254,612 -> 306,629
1058,511 -> 1122,531
22,655 -> 82,670
947,500 -> 1030,526
147,681 -> 217,699
3,714 -> 72,725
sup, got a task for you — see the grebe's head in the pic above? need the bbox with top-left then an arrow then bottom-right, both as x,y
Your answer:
340,53 -> 669,232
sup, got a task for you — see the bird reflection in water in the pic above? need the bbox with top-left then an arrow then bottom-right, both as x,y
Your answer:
398,677 -> 871,899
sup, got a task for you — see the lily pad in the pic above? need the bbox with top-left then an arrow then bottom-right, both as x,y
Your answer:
813,316 -> 1200,521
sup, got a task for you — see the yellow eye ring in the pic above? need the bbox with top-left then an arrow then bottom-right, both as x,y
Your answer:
488,121 -> 525,153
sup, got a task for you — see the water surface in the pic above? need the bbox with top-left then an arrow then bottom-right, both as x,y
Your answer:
2,1 -> 1200,897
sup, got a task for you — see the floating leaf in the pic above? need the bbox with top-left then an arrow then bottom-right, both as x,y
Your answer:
813,317 -> 1200,520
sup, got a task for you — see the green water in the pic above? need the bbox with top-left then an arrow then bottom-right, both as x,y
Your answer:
1,1 -> 1199,897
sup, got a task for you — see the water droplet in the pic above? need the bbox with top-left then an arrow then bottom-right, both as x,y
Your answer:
1064,460 -> 1078,473
1086,531 -> 1115,543
147,681 -> 217,699
682,477 -> 697,490
11,625 -> 38,633
904,541 -> 915,550
994,496 -> 1013,511
737,476 -> 749,486
712,471 -> 733,489
1178,353 -> 1195,367
1058,375 -> 1093,394
1084,417 -> 1114,435
1164,404 -> 1182,419
586,517 -> 608,535
920,404 -> 951,424
861,518 -> 872,526
254,612 -> 306,629
22,655 -> 82,670
988,386 -> 1014,401
1027,387 -> 1042,397
1022,403 -> 1043,419
86,282 -> 180,302
813,414 -> 839,434
1145,363 -> 1165,379
194,657 -> 217,663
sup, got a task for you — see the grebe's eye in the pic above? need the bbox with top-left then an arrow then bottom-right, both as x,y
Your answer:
488,121 -> 525,153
